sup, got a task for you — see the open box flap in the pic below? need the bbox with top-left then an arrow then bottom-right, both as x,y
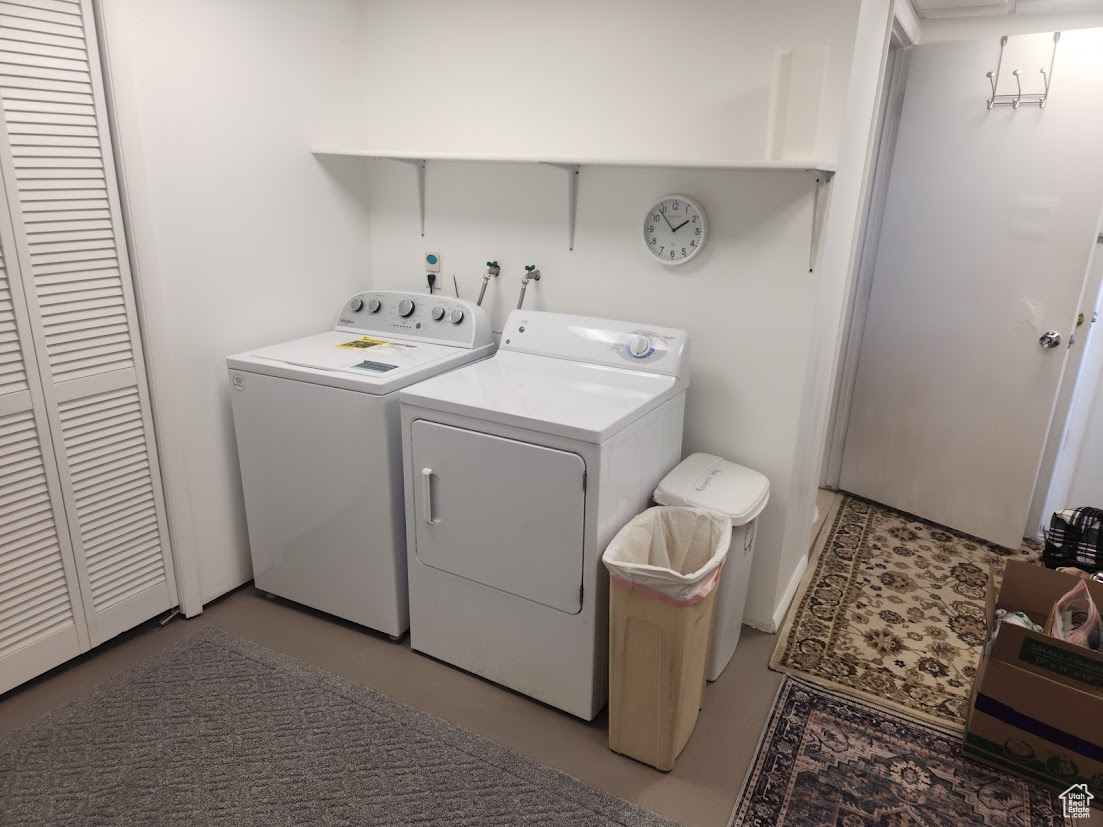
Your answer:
996,560 -> 1103,624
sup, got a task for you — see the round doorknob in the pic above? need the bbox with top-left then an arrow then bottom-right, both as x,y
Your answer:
1039,331 -> 1061,349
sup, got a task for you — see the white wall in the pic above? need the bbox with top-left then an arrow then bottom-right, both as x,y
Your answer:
358,0 -> 856,164
779,0 -> 895,625
358,0 -> 869,627
98,0 -> 372,613
95,0 -> 891,628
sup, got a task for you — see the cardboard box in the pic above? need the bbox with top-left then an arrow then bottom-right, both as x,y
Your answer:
965,561 -> 1103,805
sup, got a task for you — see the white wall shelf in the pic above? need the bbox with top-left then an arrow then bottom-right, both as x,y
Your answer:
313,149 -> 837,267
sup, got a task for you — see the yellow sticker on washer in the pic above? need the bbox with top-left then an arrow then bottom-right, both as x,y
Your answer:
335,337 -> 388,350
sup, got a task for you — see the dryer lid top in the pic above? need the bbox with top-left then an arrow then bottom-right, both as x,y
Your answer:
400,350 -> 683,443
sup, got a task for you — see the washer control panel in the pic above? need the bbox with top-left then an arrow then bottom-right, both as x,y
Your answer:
335,291 -> 492,349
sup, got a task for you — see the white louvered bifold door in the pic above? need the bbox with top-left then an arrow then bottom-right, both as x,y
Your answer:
0,149 -> 88,694
0,0 -> 175,650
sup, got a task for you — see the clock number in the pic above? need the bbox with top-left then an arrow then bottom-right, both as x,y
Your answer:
660,204 -> 666,213
648,225 -> 654,233
651,237 -> 657,244
658,246 -> 664,254
691,240 -> 697,247
669,250 -> 675,260
695,227 -> 701,235
681,248 -> 687,257
692,215 -> 699,222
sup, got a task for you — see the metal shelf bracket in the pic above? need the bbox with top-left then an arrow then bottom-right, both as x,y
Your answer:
810,170 -> 834,272
384,157 -> 427,236
543,163 -> 580,251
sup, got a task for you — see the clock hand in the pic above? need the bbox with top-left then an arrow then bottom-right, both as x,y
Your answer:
671,219 -> 690,233
660,211 -> 675,231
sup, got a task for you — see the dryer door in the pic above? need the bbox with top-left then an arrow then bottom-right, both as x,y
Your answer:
411,420 -> 586,614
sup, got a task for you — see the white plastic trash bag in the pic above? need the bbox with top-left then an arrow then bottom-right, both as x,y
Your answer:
602,506 -> 731,605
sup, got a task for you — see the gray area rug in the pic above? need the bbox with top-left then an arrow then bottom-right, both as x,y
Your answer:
0,627 -> 677,827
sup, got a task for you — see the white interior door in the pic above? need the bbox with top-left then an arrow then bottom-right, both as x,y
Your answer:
0,0 -> 176,645
840,32 -> 1103,548
411,421 -> 586,614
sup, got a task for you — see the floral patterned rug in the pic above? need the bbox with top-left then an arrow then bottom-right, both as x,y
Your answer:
770,495 -> 1041,730
729,678 -> 1066,826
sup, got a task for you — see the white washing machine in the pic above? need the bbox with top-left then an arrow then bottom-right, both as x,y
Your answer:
400,310 -> 690,719
227,291 -> 494,637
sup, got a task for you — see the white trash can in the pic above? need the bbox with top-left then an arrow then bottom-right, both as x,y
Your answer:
653,453 -> 770,681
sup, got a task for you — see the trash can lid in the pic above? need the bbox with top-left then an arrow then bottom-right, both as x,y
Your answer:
653,453 -> 769,525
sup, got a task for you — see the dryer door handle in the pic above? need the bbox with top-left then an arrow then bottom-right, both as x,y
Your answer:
421,468 -> 441,525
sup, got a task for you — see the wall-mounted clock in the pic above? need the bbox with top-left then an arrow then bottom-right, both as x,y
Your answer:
643,194 -> 708,265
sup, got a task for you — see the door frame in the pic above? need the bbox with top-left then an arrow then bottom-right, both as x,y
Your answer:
1034,217 -> 1103,534
821,21 -> 915,489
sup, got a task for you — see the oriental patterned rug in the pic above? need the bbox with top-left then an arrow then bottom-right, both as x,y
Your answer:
770,494 -> 1041,729
729,678 -> 1066,827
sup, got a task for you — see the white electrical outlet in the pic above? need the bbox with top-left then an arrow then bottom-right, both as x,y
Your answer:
424,252 -> 441,273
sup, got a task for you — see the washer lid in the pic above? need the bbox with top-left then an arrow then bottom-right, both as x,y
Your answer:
400,350 -> 681,443
653,453 -> 770,525
228,331 -> 489,394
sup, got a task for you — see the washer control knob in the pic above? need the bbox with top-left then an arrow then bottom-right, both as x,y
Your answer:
449,309 -> 465,325
627,335 -> 652,358
349,297 -> 364,312
431,306 -> 445,321
398,299 -> 415,318
367,298 -> 381,313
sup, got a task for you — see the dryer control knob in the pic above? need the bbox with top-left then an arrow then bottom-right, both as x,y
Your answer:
627,335 -> 652,358
449,309 -> 465,324
367,298 -> 381,313
398,299 -> 416,318
349,297 -> 364,312
431,306 -> 445,321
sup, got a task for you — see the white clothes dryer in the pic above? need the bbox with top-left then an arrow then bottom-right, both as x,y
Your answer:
400,310 -> 690,719
227,291 -> 494,637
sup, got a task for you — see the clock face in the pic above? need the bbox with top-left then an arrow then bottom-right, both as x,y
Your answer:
643,195 -> 708,265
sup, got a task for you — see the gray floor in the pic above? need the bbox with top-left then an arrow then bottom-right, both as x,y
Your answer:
0,491 -> 845,827
0,586 -> 783,827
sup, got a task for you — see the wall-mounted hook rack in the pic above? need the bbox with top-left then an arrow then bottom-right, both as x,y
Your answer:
986,32 -> 1059,110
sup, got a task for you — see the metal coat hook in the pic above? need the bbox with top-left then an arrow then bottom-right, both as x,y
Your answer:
986,32 -> 1059,110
